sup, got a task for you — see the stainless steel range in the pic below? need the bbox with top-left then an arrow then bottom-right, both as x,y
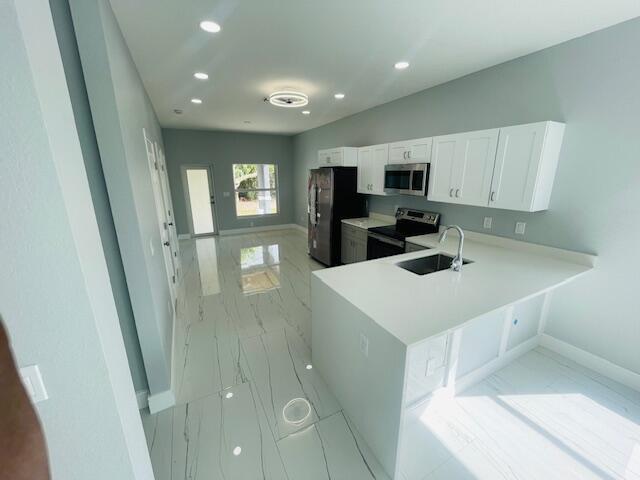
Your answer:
366,208 -> 440,260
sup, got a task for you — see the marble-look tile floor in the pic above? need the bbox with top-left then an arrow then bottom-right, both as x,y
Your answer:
141,229 -> 389,480
141,229 -> 640,480
398,347 -> 640,480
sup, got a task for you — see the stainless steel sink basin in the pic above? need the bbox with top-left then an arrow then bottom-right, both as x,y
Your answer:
396,254 -> 472,275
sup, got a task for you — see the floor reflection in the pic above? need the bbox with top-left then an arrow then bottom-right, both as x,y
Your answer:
195,237 -> 220,296
240,244 -> 281,294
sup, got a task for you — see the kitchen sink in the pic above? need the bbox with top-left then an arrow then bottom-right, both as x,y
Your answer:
395,254 -> 472,275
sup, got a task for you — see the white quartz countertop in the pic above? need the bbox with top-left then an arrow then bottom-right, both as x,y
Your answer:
313,230 -> 595,347
341,216 -> 394,229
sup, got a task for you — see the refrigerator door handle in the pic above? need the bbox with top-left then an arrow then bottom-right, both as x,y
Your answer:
308,183 -> 318,226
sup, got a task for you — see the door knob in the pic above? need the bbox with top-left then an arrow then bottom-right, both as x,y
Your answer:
168,222 -> 174,226
163,241 -> 170,247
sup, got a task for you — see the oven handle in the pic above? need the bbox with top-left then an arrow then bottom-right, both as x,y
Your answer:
367,232 -> 405,248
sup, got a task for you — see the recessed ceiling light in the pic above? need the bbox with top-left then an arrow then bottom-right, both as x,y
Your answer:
191,98 -> 203,104
194,72 -> 209,80
225,391 -> 234,399
306,364 -> 313,370
334,93 -> 345,99
199,20 -> 221,33
232,446 -> 242,456
268,91 -> 308,108
302,110 -> 310,115
394,61 -> 410,70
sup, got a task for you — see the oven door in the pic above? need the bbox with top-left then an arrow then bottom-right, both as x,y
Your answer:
384,163 -> 429,196
367,232 -> 405,260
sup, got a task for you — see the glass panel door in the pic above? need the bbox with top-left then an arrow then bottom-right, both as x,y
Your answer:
185,167 -> 216,236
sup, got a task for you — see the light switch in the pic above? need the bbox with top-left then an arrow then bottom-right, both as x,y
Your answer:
20,365 -> 48,404
515,222 -> 526,235
483,217 -> 492,229
223,191 -> 230,197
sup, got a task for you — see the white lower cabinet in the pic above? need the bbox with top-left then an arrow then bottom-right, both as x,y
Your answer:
341,224 -> 367,264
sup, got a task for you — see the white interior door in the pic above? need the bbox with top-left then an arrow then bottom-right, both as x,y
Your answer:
144,129 -> 177,304
182,166 -> 217,236
155,144 -> 181,281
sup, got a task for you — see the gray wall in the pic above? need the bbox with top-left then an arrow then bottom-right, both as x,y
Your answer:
0,0 -> 151,477
293,18 -> 640,375
49,0 -> 147,393
163,128 -> 294,233
69,0 -> 173,396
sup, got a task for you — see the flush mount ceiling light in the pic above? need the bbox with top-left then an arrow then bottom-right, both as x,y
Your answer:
301,110 -> 310,115
394,61 -> 410,70
267,91 -> 308,108
191,98 -> 203,104
199,20 -> 221,33
334,93 -> 345,99
194,72 -> 209,80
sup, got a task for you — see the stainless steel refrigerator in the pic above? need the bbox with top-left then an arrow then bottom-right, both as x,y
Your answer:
308,167 -> 366,266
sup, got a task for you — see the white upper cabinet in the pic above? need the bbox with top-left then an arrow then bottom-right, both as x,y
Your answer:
388,137 -> 432,164
489,121 -> 565,211
357,146 -> 372,194
317,147 -> 358,167
357,144 -> 390,195
428,135 -> 459,202
428,128 -> 499,206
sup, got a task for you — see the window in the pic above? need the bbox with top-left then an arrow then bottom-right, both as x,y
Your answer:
233,164 -> 278,217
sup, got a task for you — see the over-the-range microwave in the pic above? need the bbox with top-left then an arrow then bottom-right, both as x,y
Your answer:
384,163 -> 430,196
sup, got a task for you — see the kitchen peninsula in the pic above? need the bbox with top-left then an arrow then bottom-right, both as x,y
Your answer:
311,229 -> 596,478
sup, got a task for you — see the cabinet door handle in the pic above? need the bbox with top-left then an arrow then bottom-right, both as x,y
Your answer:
449,188 -> 454,197
455,189 -> 460,198
490,191 -> 496,202
407,151 -> 411,159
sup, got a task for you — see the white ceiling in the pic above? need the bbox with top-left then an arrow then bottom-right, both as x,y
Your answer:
110,0 -> 640,135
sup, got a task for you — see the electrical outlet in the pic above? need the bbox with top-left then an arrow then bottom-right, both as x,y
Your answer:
359,333 -> 369,357
515,222 -> 526,235
483,217 -> 493,229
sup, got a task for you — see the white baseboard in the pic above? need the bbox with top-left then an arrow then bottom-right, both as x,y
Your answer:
178,233 -> 191,240
454,335 -> 539,394
136,390 -> 149,410
219,223 -> 301,236
147,389 -> 176,414
292,223 -> 307,235
540,334 -> 640,392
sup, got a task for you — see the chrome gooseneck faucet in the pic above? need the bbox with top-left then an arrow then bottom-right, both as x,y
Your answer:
439,225 -> 465,271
